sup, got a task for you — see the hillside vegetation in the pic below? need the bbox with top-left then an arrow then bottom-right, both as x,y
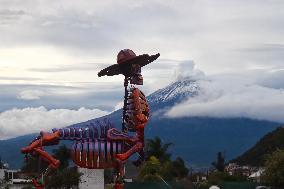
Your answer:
232,127 -> 284,166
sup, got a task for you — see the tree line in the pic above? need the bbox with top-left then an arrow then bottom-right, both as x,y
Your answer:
21,136 -> 190,188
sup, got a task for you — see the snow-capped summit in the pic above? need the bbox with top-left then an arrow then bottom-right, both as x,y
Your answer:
0,75 -> 280,169
148,78 -> 199,105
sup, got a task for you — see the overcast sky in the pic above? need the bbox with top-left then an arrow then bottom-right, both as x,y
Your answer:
0,0 -> 284,139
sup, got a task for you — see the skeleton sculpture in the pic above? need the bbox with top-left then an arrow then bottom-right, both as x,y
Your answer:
21,49 -> 160,189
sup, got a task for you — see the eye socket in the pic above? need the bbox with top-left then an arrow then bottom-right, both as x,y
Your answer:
131,64 -> 141,74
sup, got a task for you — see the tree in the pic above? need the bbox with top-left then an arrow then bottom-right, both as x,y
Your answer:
22,145 -> 81,188
45,167 -> 82,189
208,171 -> 246,185
262,149 -> 284,187
212,152 -> 225,172
140,137 -> 189,183
22,145 -> 70,173
139,156 -> 162,182
52,145 -> 71,170
21,155 -> 48,173
0,156 -> 4,169
104,168 -> 115,184
45,145 -> 81,188
145,137 -> 173,163
160,157 -> 189,181
208,171 -> 231,185
171,157 -> 189,179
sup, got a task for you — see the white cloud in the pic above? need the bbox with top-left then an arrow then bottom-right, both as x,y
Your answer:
0,0 -> 283,126
166,70 -> 284,123
17,90 -> 45,100
173,60 -> 205,81
0,106 -> 109,139
1,0 -> 284,72
0,0 -> 284,109
114,101 -> 124,111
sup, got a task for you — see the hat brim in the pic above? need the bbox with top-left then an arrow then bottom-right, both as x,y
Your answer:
98,53 -> 160,77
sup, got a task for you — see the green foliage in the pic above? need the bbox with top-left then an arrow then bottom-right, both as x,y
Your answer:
232,127 -> 284,166
208,171 -> 247,185
160,157 -> 189,180
105,185 -> 113,189
45,167 -> 82,189
139,156 -> 161,182
196,182 -> 211,189
0,156 -> 4,169
45,145 -> 82,188
21,155 -> 48,173
212,152 -> 225,172
262,149 -> 284,187
104,168 -> 114,184
52,145 -> 70,170
22,145 -> 70,173
208,171 -> 231,185
140,137 -> 189,183
22,145 -> 81,188
124,181 -> 193,189
220,182 -> 258,189
139,155 -> 189,182
145,137 -> 173,163
171,157 -> 189,178
159,161 -> 174,180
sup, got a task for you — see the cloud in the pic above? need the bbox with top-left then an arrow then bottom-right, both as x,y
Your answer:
1,0 -> 284,101
17,90 -> 45,100
0,106 -> 109,139
28,63 -> 107,73
0,9 -> 25,16
0,0 -> 284,125
0,0 -> 283,67
173,60 -> 205,81
0,9 -> 25,19
0,83 -> 123,112
0,76 -> 40,81
166,69 -> 284,123
114,101 -> 124,111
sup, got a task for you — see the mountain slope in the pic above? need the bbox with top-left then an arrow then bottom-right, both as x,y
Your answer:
148,79 -> 199,106
231,127 -> 284,166
0,134 -> 37,169
0,79 -> 281,169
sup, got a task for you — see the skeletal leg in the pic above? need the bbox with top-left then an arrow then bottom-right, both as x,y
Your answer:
32,178 -> 45,189
33,148 -> 60,169
21,130 -> 61,189
116,142 -> 143,162
107,128 -> 138,143
34,148 -> 60,188
21,131 -> 61,153
114,161 -> 125,189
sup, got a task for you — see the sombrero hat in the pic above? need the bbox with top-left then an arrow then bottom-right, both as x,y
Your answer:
98,49 -> 160,77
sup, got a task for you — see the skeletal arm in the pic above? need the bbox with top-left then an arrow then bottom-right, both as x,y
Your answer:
108,87 -> 149,162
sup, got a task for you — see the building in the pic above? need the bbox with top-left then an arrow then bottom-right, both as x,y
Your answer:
78,168 -> 104,189
225,163 -> 258,177
249,169 -> 264,183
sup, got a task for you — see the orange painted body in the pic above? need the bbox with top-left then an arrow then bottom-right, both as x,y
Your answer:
21,49 -> 159,189
21,87 -> 149,189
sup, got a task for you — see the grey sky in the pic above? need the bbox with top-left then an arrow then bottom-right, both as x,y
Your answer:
0,0 -> 284,138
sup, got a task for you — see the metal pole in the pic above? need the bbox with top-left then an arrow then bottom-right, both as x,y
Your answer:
122,77 -> 129,133
157,175 -> 172,189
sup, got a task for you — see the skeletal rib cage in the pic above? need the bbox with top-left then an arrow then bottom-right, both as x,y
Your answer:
56,120 -> 124,169
123,86 -> 149,132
